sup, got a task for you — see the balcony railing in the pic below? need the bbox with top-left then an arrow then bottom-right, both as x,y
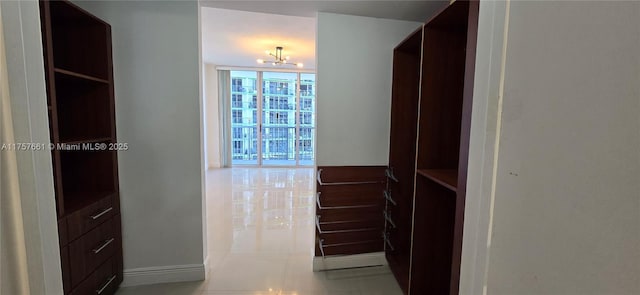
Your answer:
231,125 -> 315,162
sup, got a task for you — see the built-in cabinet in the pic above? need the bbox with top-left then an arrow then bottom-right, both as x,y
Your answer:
314,1 -> 479,294
39,0 -> 123,294
386,1 -> 479,294
315,166 -> 387,258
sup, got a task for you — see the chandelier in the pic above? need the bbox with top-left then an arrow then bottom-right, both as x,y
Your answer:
257,46 -> 303,68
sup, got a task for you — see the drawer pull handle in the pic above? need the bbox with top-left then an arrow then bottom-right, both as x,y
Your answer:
383,211 -> 396,228
90,207 -> 113,220
385,168 -> 399,182
383,190 -> 397,206
92,238 -> 115,254
383,232 -> 395,251
95,274 -> 117,294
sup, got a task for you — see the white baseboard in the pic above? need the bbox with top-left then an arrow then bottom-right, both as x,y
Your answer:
313,252 -> 387,271
121,263 -> 206,287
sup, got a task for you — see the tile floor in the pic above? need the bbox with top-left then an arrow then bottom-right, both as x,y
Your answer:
116,168 -> 403,295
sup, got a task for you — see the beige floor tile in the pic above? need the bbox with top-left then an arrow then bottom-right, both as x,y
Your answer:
204,253 -> 288,291
117,168 -> 402,295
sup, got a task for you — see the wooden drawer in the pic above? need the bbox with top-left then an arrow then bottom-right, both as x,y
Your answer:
318,229 -> 383,245
69,217 -> 117,288
67,195 -> 116,241
316,205 -> 383,223
70,257 -> 118,295
316,166 -> 386,184
317,184 -> 385,208
316,236 -> 383,256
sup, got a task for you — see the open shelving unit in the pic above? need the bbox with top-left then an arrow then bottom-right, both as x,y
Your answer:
383,1 -> 479,294
39,0 -> 122,294
384,25 -> 423,294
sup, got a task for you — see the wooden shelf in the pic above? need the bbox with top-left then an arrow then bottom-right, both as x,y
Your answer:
54,71 -> 112,140
54,68 -> 109,84
416,169 -> 458,192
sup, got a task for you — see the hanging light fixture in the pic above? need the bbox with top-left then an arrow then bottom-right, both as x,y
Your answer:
256,46 -> 303,68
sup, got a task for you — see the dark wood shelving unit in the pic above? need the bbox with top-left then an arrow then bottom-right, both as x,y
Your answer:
39,0 -> 122,294
385,25 -> 423,295
383,1 -> 479,294
416,169 -> 458,192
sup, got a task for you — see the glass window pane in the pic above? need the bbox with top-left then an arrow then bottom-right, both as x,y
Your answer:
262,72 -> 297,166
298,73 -> 315,165
230,71 -> 258,165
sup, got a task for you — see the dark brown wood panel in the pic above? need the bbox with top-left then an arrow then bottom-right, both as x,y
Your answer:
54,73 -> 112,141
317,166 -> 387,184
417,3 -> 468,170
387,26 -> 423,295
69,257 -> 118,295
60,246 -> 71,294
316,237 -> 383,257
69,217 -> 118,288
59,151 -> 117,214
318,230 -> 383,246
410,176 -> 457,294
450,1 -> 480,294
58,217 -> 68,246
384,1 -> 478,294
317,219 -> 384,233
417,169 -> 458,191
316,206 -> 384,223
39,0 -> 65,218
315,166 -> 386,257
317,183 -> 385,208
39,0 -> 122,293
66,194 -> 116,241
48,0 -> 110,79
113,215 -> 124,287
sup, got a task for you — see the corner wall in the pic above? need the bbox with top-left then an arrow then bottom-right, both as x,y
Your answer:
73,0 -> 205,285
0,0 -> 63,293
316,13 -> 421,166
484,1 -> 640,294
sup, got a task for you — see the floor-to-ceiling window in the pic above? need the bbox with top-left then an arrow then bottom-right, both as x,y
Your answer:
230,70 -> 315,166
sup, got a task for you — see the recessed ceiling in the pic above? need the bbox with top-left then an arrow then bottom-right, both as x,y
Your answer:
200,1 -> 448,69
201,0 -> 448,23
201,7 -> 316,69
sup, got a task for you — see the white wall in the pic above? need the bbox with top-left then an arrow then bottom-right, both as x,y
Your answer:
459,1 -> 508,294
73,0 -> 205,283
204,63 -> 221,169
0,1 -> 63,293
482,1 -> 640,294
316,13 -> 421,166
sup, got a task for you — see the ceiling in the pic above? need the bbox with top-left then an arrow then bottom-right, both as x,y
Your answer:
201,8 -> 317,68
200,1 -> 448,69
201,0 -> 448,23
